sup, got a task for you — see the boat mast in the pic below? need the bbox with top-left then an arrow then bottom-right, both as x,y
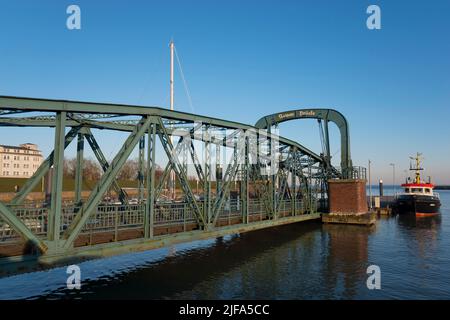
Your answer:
170,40 -> 174,113
410,152 -> 423,184
170,40 -> 175,199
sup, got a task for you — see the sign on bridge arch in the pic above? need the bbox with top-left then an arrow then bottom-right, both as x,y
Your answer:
276,110 -> 316,121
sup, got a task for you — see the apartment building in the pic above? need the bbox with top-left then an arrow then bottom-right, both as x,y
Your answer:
0,143 -> 43,178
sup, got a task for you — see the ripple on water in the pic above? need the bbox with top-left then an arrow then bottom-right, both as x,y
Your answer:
1,192 -> 450,299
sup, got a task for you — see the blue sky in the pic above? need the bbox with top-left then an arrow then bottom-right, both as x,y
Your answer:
0,0 -> 449,184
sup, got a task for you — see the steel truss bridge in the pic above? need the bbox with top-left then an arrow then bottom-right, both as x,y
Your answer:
0,96 -> 365,276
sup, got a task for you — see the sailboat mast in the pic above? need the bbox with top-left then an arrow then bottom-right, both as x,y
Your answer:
169,40 -> 175,199
170,40 -> 174,112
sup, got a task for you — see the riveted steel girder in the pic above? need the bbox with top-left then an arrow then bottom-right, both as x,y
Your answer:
145,124 -> 156,238
0,96 -> 323,163
47,112 -> 65,242
156,118 -> 206,227
84,129 -> 128,204
74,133 -> 84,204
211,142 -> 243,226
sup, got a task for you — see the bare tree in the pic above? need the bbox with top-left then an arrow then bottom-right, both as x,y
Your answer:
83,159 -> 102,181
64,156 -> 165,183
63,157 -> 102,181
63,158 -> 77,178
117,159 -> 139,180
155,166 -> 163,181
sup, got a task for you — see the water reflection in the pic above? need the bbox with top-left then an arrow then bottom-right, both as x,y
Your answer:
169,222 -> 325,299
396,214 -> 441,261
37,222 -> 322,299
397,213 -> 442,230
321,224 -> 375,299
2,192 -> 449,300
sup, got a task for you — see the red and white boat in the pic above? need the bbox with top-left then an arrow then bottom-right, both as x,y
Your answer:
394,153 -> 441,217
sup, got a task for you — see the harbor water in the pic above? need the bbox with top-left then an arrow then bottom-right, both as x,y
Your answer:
0,188 -> 449,300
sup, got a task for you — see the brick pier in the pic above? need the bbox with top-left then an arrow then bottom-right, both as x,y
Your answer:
322,179 -> 375,226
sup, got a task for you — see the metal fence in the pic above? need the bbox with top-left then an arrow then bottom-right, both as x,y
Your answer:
335,166 -> 367,180
0,198 -> 311,243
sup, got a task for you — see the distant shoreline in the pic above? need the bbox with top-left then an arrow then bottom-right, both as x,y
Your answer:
366,185 -> 450,190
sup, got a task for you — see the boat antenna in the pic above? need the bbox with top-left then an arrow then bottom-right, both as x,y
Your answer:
409,152 -> 423,184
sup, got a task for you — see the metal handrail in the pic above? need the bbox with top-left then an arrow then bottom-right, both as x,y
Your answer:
0,198 -> 314,242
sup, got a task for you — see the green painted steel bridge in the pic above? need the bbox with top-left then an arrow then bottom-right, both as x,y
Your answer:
0,96 -> 365,277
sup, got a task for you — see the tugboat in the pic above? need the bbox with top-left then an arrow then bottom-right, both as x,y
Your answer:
394,153 -> 441,216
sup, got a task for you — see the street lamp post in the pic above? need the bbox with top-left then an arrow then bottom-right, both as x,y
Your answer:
389,163 -> 396,195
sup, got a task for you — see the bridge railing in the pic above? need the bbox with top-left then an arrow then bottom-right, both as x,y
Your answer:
350,166 -> 367,180
335,166 -> 367,180
0,198 -> 313,243
0,206 -> 48,240
154,202 -> 198,227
